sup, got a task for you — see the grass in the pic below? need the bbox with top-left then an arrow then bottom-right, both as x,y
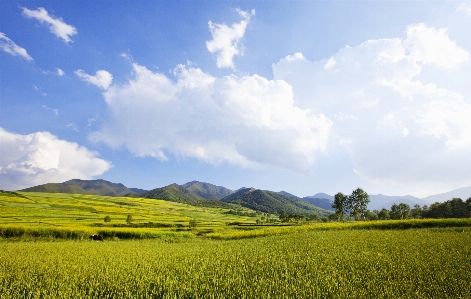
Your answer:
0,191 -> 261,239
1,229 -> 470,298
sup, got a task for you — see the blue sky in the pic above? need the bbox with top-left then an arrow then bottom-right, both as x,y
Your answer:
1,1 -> 471,198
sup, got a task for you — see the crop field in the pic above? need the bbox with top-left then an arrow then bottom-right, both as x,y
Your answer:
1,228 -> 470,298
0,191 -> 262,239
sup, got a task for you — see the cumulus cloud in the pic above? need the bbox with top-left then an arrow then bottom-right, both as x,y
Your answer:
0,128 -> 111,190
272,23 -> 471,189
90,63 -> 331,173
75,69 -> 113,90
404,23 -> 469,68
22,7 -> 77,43
0,32 -> 33,61
206,8 -> 255,69
56,68 -> 65,76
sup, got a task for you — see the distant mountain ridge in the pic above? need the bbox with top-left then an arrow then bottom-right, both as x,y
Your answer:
19,179 -> 471,215
222,188 -> 331,216
181,181 -> 234,200
20,179 -> 147,197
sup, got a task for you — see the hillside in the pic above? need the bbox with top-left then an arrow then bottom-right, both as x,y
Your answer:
142,184 -> 238,209
302,197 -> 335,211
222,188 -> 331,216
0,190 -> 259,233
181,181 -> 234,200
422,186 -> 471,203
20,179 -> 146,197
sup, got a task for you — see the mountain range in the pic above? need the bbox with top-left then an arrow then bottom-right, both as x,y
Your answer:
19,179 -> 471,215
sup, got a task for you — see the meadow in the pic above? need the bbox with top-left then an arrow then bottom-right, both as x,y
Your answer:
0,191 -> 261,239
1,229 -> 470,298
1,191 -> 471,298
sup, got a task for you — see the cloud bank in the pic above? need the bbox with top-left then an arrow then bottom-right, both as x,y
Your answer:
272,23 -> 471,189
22,7 -> 77,43
90,63 -> 331,173
0,128 -> 111,190
206,9 -> 255,69
89,21 -> 470,194
0,32 -> 33,61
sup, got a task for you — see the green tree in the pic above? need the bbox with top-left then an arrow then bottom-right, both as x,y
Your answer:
390,203 -> 410,220
279,211 -> 289,222
126,214 -> 133,224
332,192 -> 348,222
104,215 -> 111,223
377,208 -> 390,220
347,188 -> 370,220
411,204 -> 423,219
189,219 -> 197,230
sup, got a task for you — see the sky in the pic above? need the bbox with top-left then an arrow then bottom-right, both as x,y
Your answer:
1,1 -> 471,198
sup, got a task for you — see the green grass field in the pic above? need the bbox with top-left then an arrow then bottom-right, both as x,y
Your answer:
2,191 -> 471,298
0,191 -> 264,239
1,229 -> 470,298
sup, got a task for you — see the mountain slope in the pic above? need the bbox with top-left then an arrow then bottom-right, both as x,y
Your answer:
302,197 -> 335,211
422,186 -> 471,203
142,184 -> 238,209
20,179 -> 141,196
181,181 -> 234,200
222,188 -> 331,216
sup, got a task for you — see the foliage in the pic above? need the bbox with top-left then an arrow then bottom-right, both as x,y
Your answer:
1,229 -> 470,298
126,214 -> 133,224
346,188 -> 370,220
423,198 -> 471,218
390,203 -> 411,220
104,216 -> 111,222
332,192 -> 348,222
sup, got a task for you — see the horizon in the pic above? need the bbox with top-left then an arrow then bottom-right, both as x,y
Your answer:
17,177 -> 471,203
1,2 -> 471,198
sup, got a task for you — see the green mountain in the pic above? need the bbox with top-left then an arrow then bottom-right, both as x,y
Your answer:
20,179 -> 143,197
221,188 -> 331,216
181,181 -> 234,199
142,183 -> 238,209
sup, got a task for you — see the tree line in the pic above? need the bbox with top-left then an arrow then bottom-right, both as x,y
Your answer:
331,188 -> 471,221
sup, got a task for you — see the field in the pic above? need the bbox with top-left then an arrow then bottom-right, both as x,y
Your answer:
1,191 -> 471,298
0,191 -> 263,239
1,228 -> 470,298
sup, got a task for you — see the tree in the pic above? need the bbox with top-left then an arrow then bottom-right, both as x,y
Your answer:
390,203 -> 410,220
126,214 -> 133,224
377,208 -> 390,220
365,210 -> 378,220
346,188 -> 370,220
104,215 -> 111,223
411,204 -> 423,219
332,192 -> 348,222
279,211 -> 289,222
189,219 -> 197,230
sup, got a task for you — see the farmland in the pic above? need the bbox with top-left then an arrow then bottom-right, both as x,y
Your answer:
1,191 -> 471,298
1,229 -> 470,298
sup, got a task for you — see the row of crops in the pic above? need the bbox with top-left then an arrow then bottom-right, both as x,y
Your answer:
1,228 -> 470,298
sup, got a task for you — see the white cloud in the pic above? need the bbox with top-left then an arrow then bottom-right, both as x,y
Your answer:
0,32 -> 33,61
75,69 -> 113,90
56,68 -> 65,76
22,7 -> 77,43
0,128 -> 111,190
90,63 -> 331,173
457,2 -> 471,15
272,23 -> 471,190
206,8 -> 255,69
404,23 -> 469,68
